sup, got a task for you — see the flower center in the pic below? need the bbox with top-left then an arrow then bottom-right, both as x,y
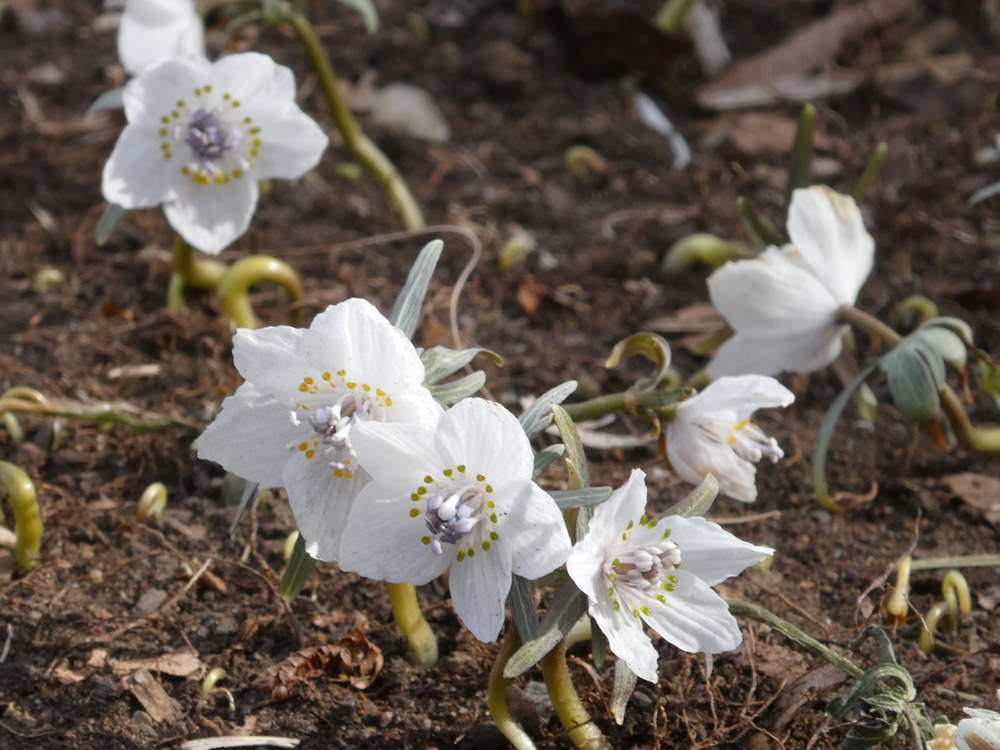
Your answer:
156,85 -> 264,186
608,539 -> 681,591
701,417 -> 784,464
604,519 -> 682,616
423,487 -> 483,555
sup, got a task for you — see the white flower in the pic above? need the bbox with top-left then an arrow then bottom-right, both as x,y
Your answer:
117,0 -> 206,76
566,469 -> 771,683
707,185 -> 875,378
957,709 -> 1000,750
102,52 -> 329,255
196,298 -> 442,561
338,398 -> 572,643
666,376 -> 793,503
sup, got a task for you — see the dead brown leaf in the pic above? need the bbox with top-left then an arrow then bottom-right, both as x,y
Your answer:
647,303 -> 725,334
252,631 -> 384,698
940,473 -> 1000,523
126,668 -> 182,723
112,646 -> 205,679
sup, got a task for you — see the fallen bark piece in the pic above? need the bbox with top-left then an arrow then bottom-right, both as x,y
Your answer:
126,667 -> 181,723
112,646 -> 205,679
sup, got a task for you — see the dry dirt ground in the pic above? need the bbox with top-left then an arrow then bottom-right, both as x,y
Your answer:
1,1 -> 1000,748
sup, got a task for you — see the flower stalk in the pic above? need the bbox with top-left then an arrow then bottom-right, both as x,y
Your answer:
488,626 -> 538,750
285,9 -> 425,232
560,390 -> 678,424
539,636 -> 611,750
168,235 -> 227,310
0,397 -> 197,433
216,255 -> 304,329
387,583 -> 439,667
0,461 -> 42,571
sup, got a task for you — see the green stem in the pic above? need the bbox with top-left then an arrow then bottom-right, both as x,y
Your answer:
286,10 -> 425,232
909,554 -> 1000,571
539,638 -> 611,750
488,626 -> 538,750
654,0 -> 695,33
168,235 -> 227,310
561,390 -> 679,424
387,583 -> 439,667
837,305 -> 1000,452
0,398 -> 198,432
850,142 -> 888,201
0,461 -> 42,571
216,255 -> 304,330
786,104 -> 815,201
727,599 -> 863,680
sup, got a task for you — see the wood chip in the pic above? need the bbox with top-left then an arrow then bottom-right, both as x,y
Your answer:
112,646 -> 205,678
179,737 -> 300,750
126,668 -> 181,723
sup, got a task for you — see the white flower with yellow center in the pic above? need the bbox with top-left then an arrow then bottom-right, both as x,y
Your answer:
666,375 -> 793,503
707,185 -> 875,378
196,298 -> 442,561
102,52 -> 329,255
567,469 -> 772,682
117,0 -> 205,76
338,398 -> 572,643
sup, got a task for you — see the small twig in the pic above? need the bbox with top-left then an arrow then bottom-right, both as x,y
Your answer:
0,623 -> 12,664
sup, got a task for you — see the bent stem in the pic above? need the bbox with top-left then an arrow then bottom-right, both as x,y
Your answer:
286,10 -> 425,232
0,397 -> 197,433
216,255 -> 303,330
387,583 -> 439,667
539,637 -> 611,750
0,461 -> 42,571
488,626 -> 538,750
837,305 -> 1000,452
168,235 -> 227,310
561,390 -> 679,425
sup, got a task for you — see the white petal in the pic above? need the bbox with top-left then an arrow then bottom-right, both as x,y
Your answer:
121,56 -> 208,125
957,709 -> 1000,750
449,536 -> 513,642
787,186 -> 874,305
195,383 -> 298,488
338,484 -> 452,583
349,422 -> 442,490
118,0 -> 205,75
666,427 -> 759,503
637,570 -> 743,654
500,482 -> 571,580
102,126 -> 179,208
681,376 -> 794,420
212,53 -> 296,107
707,248 -> 840,338
590,590 -> 660,683
662,516 -> 771,586
434,400 -> 534,482
162,175 -> 259,254
230,325 -> 309,396
283,457 -> 369,562
248,106 -> 329,181
707,324 -> 848,378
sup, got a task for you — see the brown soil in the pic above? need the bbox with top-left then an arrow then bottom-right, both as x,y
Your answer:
2,1 -> 999,749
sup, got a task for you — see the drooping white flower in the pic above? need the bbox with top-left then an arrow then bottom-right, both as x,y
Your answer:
957,708 -> 1000,750
118,0 -> 206,76
338,398 -> 572,643
566,469 -> 771,683
102,52 -> 329,255
707,185 -> 875,378
196,298 -> 442,561
666,376 -> 793,503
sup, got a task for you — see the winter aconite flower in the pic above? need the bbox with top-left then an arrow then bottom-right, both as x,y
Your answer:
102,52 -> 329,254
338,398 -> 572,643
957,709 -> 1000,750
707,186 -> 875,378
196,299 -> 442,561
666,376 -> 793,503
117,0 -> 205,76
566,470 -> 771,682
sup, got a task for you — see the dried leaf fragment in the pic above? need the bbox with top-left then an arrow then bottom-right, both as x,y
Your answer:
252,631 -> 383,698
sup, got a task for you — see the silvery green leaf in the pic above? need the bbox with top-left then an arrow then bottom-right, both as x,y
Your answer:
504,584 -> 588,678
880,338 -> 945,424
88,87 -> 124,114
389,239 -> 443,338
280,534 -> 315,600
96,203 -> 127,246
550,486 -> 612,510
912,326 -> 967,370
229,477 -> 258,536
509,574 -> 538,641
666,473 -> 719,517
605,331 -> 674,392
336,0 -> 379,33
532,443 -> 565,478
591,618 -> 608,668
421,345 -> 503,385
426,370 -> 486,405
610,660 -> 637,725
519,381 -> 578,438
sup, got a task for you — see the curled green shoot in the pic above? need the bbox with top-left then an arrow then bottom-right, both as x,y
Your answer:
387,582 -> 439,667
661,233 -> 749,273
919,600 -> 956,655
201,667 -> 227,694
216,255 -> 304,330
885,555 -> 912,627
136,482 -> 168,523
941,569 -> 971,616
488,626 -> 538,750
0,461 -> 42,571
168,235 -> 227,311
